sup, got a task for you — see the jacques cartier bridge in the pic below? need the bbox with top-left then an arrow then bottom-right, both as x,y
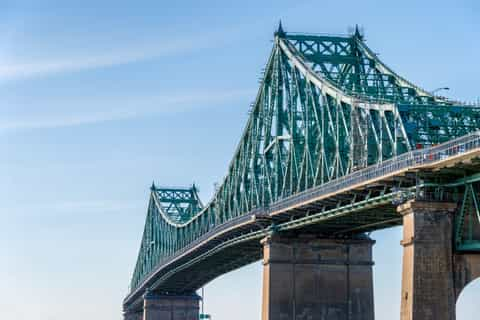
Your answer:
123,24 -> 480,320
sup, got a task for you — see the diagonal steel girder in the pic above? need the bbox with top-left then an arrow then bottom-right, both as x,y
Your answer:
127,26 -> 480,297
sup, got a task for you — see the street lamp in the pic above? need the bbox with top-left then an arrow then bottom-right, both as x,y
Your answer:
432,87 -> 450,95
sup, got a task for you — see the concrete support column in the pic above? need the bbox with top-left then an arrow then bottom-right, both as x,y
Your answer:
261,234 -> 375,320
124,309 -> 143,320
398,200 -> 457,320
143,292 -> 200,320
454,253 -> 480,300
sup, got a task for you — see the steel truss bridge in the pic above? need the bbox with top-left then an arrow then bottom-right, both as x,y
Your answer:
124,25 -> 480,311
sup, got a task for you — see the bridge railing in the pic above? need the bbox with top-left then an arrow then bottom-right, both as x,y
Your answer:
130,212 -> 258,295
269,131 -> 480,213
155,131 -> 480,271
129,131 -> 480,298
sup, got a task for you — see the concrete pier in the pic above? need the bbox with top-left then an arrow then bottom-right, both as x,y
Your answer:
398,201 -> 457,320
124,292 -> 200,320
261,234 -> 375,320
123,309 -> 143,320
454,254 -> 480,300
143,293 -> 200,320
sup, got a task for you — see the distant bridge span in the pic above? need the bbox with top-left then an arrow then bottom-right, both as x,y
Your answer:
124,25 -> 480,320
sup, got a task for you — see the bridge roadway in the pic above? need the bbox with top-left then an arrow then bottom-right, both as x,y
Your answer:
123,130 -> 480,310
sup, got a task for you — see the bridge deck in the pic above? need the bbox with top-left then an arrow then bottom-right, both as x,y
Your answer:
124,132 -> 480,309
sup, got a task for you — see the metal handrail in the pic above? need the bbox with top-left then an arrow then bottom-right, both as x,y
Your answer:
127,131 -> 480,300
270,131 -> 480,212
126,213 -> 257,301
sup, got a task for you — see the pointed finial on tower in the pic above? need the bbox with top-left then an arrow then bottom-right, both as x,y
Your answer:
354,24 -> 364,40
275,20 -> 286,38
150,181 -> 156,191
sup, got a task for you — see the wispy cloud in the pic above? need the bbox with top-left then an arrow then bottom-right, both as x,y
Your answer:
0,88 -> 255,132
0,29 -> 231,81
0,199 -> 146,220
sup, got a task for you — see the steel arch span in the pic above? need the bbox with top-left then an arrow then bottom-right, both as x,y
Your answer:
123,25 -> 480,310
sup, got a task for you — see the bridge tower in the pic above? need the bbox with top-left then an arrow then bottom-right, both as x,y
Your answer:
123,23 -> 480,320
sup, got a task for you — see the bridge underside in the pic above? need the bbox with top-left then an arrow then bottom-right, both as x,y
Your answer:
153,237 -> 262,294
124,25 -> 480,319
125,145 -> 480,311
147,200 -> 401,295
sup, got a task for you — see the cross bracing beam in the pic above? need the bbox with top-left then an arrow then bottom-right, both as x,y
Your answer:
125,26 -> 480,308
415,177 -> 480,252
125,130 -> 480,310
153,185 -> 203,223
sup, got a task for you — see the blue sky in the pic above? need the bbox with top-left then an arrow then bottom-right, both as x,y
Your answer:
1,1 -> 479,319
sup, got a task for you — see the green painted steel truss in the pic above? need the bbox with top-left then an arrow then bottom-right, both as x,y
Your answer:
152,184 -> 203,223
420,176 -> 480,252
129,25 -> 480,292
455,183 -> 480,251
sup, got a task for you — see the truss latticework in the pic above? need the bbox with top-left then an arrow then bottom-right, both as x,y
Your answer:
128,26 -> 480,292
455,183 -> 480,251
